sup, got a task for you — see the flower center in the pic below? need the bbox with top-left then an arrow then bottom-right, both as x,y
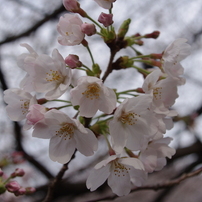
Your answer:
66,31 -> 73,36
20,99 -> 29,115
55,123 -> 75,140
153,87 -> 162,100
46,70 -> 64,83
82,83 -> 100,100
119,111 -> 140,125
113,161 -> 130,177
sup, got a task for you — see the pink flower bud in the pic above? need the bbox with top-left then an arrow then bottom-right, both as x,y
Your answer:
26,104 -> 47,126
65,54 -> 82,69
14,168 -> 25,177
6,181 -> 21,193
98,12 -> 113,27
81,23 -> 96,36
63,0 -> 80,12
144,31 -> 160,39
26,187 -> 36,194
15,187 -> 26,196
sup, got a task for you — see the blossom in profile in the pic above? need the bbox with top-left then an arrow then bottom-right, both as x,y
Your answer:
57,14 -> 85,46
3,88 -> 37,121
94,0 -> 116,9
162,38 -> 191,64
86,154 -> 145,196
33,110 -> 98,164
162,38 -> 191,85
17,44 -> 72,100
70,76 -> 117,117
139,136 -> 176,173
142,69 -> 178,114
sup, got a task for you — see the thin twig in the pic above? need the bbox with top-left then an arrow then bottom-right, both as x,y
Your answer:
0,4 -> 65,45
42,151 -> 76,202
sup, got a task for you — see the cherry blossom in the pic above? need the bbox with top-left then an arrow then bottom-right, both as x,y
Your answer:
18,45 -> 72,100
162,38 -> 191,64
162,61 -> 186,85
86,154 -> 145,196
142,69 -> 178,114
109,94 -> 155,152
161,38 -> 191,85
33,110 -> 98,164
3,88 -> 37,121
57,14 -> 85,46
94,0 -> 116,9
70,76 -> 117,117
139,136 -> 175,173
24,104 -> 47,130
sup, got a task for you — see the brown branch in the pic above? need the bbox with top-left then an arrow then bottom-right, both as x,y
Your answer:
0,4 -> 65,45
42,151 -> 76,202
0,65 -> 53,180
88,167 -> 202,202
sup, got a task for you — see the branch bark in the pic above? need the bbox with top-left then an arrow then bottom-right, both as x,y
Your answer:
0,4 -> 65,45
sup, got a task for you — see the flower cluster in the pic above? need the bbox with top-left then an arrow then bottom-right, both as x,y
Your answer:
3,0 -> 191,197
0,168 -> 35,196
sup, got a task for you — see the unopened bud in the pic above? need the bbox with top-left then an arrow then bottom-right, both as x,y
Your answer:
15,187 -> 26,196
98,12 -> 113,27
63,0 -> 80,12
81,23 -> 96,36
65,54 -> 82,69
144,31 -> 160,39
6,181 -> 21,193
12,168 -> 25,177
118,19 -> 131,39
25,187 -> 36,194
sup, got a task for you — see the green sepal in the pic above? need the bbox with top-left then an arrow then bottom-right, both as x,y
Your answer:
73,105 -> 79,111
86,69 -> 94,76
100,27 -> 116,43
0,184 -> 6,195
92,63 -> 102,78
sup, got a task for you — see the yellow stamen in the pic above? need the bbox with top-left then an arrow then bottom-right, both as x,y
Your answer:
119,111 -> 140,125
46,70 -> 63,83
55,123 -> 75,140
82,83 -> 100,100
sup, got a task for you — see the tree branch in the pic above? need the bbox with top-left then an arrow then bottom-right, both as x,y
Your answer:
42,151 -> 76,202
0,4 -> 65,45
